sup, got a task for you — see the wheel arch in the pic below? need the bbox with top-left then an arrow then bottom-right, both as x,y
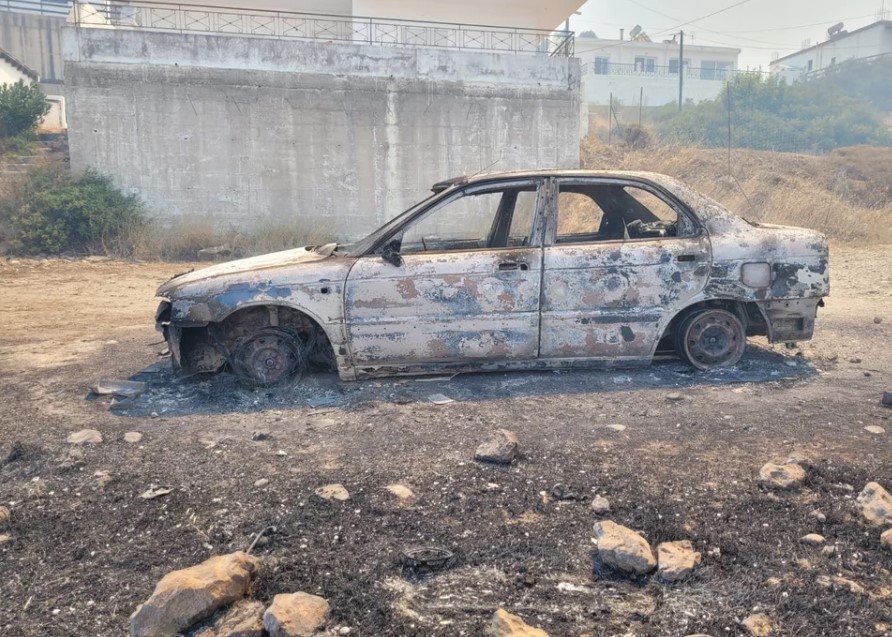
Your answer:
652,298 -> 768,357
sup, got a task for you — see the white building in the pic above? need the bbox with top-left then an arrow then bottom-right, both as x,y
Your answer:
0,47 -> 39,85
577,31 -> 740,107
770,20 -> 892,83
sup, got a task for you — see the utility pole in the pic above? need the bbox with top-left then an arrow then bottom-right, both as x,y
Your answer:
678,30 -> 685,112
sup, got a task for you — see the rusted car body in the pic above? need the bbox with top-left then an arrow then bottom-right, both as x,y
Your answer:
155,170 -> 829,384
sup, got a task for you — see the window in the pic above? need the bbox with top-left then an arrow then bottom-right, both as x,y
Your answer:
700,60 -> 732,80
555,183 -> 685,244
669,58 -> 690,75
594,57 -> 610,75
807,59 -> 814,72
634,56 -> 656,73
394,186 -> 538,254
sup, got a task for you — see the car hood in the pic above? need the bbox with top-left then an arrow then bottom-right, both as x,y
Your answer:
157,245 -> 343,297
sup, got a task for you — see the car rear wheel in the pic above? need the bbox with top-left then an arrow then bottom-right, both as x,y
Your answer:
675,308 -> 746,370
231,327 -> 305,386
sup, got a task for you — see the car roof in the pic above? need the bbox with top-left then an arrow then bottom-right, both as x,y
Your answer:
430,169 -> 682,192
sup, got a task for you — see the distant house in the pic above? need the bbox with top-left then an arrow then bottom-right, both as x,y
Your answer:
770,20 -> 892,83
577,30 -> 741,107
0,48 -> 39,85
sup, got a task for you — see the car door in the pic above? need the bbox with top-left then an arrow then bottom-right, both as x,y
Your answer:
539,177 -> 711,360
344,179 -> 545,371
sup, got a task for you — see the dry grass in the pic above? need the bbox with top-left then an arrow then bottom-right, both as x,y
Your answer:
111,214 -> 335,261
580,136 -> 892,243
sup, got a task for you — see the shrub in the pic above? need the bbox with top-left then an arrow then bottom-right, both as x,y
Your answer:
0,167 -> 147,255
621,124 -> 653,149
0,81 -> 50,138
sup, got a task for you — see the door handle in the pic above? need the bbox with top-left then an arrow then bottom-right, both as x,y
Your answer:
676,254 -> 696,263
499,262 -> 529,271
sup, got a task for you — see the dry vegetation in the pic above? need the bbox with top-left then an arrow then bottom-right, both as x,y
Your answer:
581,137 -> 892,244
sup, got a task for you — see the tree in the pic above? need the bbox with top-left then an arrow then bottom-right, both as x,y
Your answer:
0,80 -> 51,138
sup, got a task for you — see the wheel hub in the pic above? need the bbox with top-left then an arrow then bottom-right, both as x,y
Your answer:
684,310 -> 745,369
232,328 -> 303,385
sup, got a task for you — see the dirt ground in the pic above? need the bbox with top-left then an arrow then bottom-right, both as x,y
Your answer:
1,245 -> 891,637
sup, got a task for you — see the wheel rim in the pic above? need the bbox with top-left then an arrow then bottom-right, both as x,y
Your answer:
232,328 -> 302,385
683,310 -> 746,369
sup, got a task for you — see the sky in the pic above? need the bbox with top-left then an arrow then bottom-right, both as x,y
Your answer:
571,0 -> 891,69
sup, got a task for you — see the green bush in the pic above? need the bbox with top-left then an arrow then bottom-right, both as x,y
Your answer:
0,81 -> 50,138
0,168 -> 147,255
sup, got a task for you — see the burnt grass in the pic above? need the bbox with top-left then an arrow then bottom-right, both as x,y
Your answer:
2,395 -> 891,637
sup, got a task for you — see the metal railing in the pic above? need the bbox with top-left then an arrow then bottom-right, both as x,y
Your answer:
70,1 -> 575,57
584,62 -> 741,81
0,0 -> 71,16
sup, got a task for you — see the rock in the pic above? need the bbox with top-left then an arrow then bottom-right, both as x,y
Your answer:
94,470 -> 113,488
129,551 -> 261,637
809,510 -> 826,523
593,521 -> 656,575
656,540 -> 702,582
865,425 -> 886,435
0,533 -> 11,546
385,484 -> 414,500
857,482 -> 892,525
489,608 -> 550,637
817,575 -> 867,596
590,496 -> 611,515
315,484 -> 349,501
606,424 -> 626,432
821,545 -> 836,557
784,451 -> 815,469
849,357 -> 862,364
124,432 -> 143,443
881,528 -> 892,550
758,462 -> 806,490
474,429 -> 520,465
0,506 -> 9,526
742,613 -> 775,636
191,600 -> 265,637
251,431 -> 272,441
799,533 -> 825,546
254,479 -> 270,488
666,392 -> 684,401
263,592 -> 329,637
875,317 -> 883,324
67,429 -> 103,445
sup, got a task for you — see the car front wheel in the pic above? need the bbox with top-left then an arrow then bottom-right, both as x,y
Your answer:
231,327 -> 305,386
675,308 -> 746,370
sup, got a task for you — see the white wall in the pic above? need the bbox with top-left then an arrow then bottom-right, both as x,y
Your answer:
0,57 -> 34,85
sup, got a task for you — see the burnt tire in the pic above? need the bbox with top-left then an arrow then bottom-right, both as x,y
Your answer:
675,308 -> 746,370
231,327 -> 305,386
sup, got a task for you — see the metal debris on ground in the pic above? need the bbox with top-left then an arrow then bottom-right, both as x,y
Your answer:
427,393 -> 454,405
91,379 -> 147,399
140,486 -> 173,499
401,547 -> 454,574
551,484 -> 587,501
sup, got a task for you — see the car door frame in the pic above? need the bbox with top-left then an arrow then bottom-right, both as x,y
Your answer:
539,175 -> 713,362
342,177 -> 549,376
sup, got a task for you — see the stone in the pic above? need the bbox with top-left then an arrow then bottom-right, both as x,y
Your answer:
666,392 -> 684,401
315,484 -> 349,501
251,431 -> 272,441
590,496 -> 611,515
67,429 -> 103,445
254,479 -> 270,488
192,600 -> 265,637
0,533 -> 12,546
606,424 -> 626,432
385,484 -> 414,500
817,575 -> 867,596
129,551 -> 261,637
94,470 -> 113,488
263,592 -> 329,637
742,613 -> 775,636
799,533 -> 825,546
758,462 -> 806,490
875,317 -> 883,324
593,521 -> 656,575
656,540 -> 702,582
881,528 -> 892,550
809,510 -> 826,523
865,425 -> 886,435
857,482 -> 892,525
821,545 -> 836,557
0,506 -> 9,526
124,432 -> 143,443
474,429 -> 520,465
489,608 -> 550,637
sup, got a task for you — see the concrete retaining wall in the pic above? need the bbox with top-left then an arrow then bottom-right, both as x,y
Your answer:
0,10 -> 65,84
62,27 -> 580,238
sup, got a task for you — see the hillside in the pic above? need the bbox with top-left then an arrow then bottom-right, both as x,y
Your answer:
581,138 -> 892,244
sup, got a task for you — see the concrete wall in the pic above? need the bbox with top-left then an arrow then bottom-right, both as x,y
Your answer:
0,10 -> 65,83
63,27 -> 580,238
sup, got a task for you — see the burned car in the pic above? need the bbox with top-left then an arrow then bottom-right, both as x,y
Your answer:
156,171 -> 829,384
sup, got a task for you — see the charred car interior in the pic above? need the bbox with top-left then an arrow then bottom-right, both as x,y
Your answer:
155,170 -> 830,385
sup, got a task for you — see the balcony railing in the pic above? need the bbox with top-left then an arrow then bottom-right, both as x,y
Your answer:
584,62 -> 739,81
0,0 -> 71,16
69,1 -> 575,57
